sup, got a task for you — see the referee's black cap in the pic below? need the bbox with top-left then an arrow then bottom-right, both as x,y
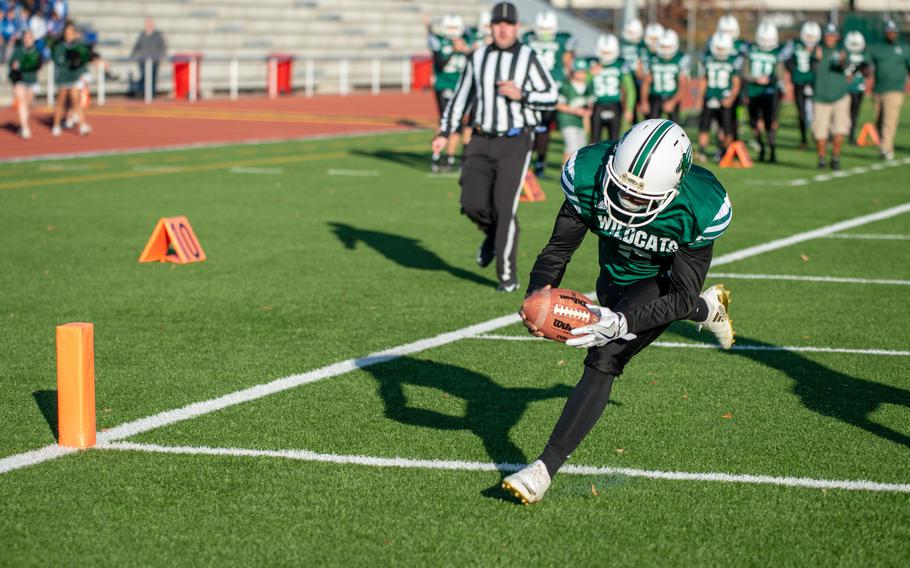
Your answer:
491,2 -> 518,24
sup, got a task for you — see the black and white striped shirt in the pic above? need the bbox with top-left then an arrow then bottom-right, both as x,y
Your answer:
439,41 -> 558,137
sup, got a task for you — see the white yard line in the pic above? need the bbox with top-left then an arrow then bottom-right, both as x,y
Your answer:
471,335 -> 910,356
98,441 -> 910,494
709,272 -> 910,286
825,233 -> 910,241
326,169 -> 380,177
744,156 -> 910,186
229,167 -> 284,175
1,202 -> 909,476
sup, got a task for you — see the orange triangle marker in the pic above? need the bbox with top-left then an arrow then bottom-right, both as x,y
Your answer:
139,216 -> 206,264
718,141 -> 753,168
520,170 -> 546,202
856,122 -> 880,147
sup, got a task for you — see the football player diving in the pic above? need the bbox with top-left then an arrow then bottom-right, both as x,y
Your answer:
502,119 -> 735,504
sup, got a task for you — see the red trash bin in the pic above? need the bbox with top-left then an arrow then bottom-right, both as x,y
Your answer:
267,54 -> 294,97
172,53 -> 203,99
411,55 -> 432,90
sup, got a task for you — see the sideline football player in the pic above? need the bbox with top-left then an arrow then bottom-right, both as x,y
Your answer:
502,119 -> 734,504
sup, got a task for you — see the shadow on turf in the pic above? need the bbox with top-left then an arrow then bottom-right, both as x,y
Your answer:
672,325 -> 910,449
365,357 -> 572,502
32,390 -> 58,441
349,149 -> 433,172
329,222 -> 497,288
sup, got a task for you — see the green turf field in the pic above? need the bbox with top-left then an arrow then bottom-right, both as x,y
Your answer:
1,105 -> 909,566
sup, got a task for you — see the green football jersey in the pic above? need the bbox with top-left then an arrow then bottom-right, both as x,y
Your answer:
523,31 -> 576,83
557,80 -> 592,129
788,39 -> 815,85
703,54 -> 741,101
429,34 -> 469,92
561,142 -> 731,285
846,51 -> 867,93
590,59 -> 629,104
647,53 -> 689,97
620,40 -> 644,76
746,45 -> 781,98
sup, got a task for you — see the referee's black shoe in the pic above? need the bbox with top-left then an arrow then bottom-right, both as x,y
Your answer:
476,233 -> 496,268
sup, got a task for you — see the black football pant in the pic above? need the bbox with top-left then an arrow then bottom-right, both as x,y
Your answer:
539,272 -> 705,477
848,91 -> 864,142
591,102 -> 623,143
459,131 -> 533,287
533,110 -> 556,167
647,95 -> 679,124
793,84 -> 812,145
748,92 -> 780,148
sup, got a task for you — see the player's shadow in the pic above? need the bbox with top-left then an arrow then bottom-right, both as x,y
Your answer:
328,222 -> 496,288
366,357 -> 571,468
349,149 -> 434,172
32,390 -> 59,441
673,324 -> 910,448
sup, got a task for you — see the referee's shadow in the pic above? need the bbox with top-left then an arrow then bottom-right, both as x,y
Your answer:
350,149 -> 433,172
329,222 -> 497,288
671,323 -> 910,449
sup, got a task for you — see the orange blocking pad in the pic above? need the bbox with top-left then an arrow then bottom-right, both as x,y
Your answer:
56,323 -> 96,449
857,122 -> 881,147
520,170 -> 546,202
139,216 -> 207,264
719,141 -> 753,168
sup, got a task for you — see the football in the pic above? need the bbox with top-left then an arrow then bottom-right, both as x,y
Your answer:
520,288 -> 598,342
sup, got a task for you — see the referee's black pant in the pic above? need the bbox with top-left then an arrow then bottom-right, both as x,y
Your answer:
459,130 -> 533,288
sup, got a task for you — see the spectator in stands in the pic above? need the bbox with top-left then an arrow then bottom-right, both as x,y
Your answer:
869,20 -> 910,161
27,7 -> 46,54
51,20 -> 91,136
811,23 -> 849,171
130,18 -> 167,99
8,28 -> 41,139
49,0 -> 67,20
1,5 -> 24,63
45,8 -> 63,39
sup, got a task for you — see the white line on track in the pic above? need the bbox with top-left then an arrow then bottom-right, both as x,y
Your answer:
471,335 -> 910,356
709,272 -> 910,286
327,169 -> 379,177
1,202 -> 909,475
825,233 -> 910,241
98,441 -> 910,494
229,167 -> 284,175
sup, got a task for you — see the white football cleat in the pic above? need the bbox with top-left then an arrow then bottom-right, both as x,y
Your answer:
20,127 -> 31,140
698,284 -> 735,350
502,460 -> 551,504
79,123 -> 92,136
51,125 -> 62,137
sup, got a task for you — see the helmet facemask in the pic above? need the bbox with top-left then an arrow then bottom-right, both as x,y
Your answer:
604,154 -> 680,228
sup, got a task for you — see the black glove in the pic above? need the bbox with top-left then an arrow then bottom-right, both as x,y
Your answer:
8,68 -> 22,83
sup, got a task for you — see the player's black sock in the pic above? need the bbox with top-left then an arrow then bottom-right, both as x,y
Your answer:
538,366 -> 615,478
690,297 -> 710,323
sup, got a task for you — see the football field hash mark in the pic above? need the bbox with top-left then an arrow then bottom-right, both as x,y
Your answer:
1,202 -> 908,476
97,441 -> 910,494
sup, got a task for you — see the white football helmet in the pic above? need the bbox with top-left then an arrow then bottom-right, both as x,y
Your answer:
710,32 -> 734,59
755,20 -> 779,51
717,14 -> 740,40
604,119 -> 692,228
535,11 -> 558,41
622,18 -> 643,43
845,30 -> 865,53
477,10 -> 491,38
644,22 -> 664,52
597,33 -> 620,65
441,13 -> 465,39
800,21 -> 822,47
657,29 -> 679,59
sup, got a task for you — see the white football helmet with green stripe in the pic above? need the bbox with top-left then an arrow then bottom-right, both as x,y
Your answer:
605,119 -> 692,228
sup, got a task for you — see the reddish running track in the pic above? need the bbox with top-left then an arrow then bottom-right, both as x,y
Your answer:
0,91 -> 440,162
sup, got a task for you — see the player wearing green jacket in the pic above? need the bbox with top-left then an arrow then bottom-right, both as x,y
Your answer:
51,22 -> 94,137
523,10 -> 577,176
556,58 -> 593,163
785,21 -> 821,147
7,29 -> 42,139
429,14 -> 472,172
640,29 -> 689,123
869,19 -> 910,160
745,21 -> 785,163
697,32 -> 742,162
502,119 -> 734,505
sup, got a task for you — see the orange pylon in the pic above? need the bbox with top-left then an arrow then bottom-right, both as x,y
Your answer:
520,170 -> 546,202
56,323 -> 96,449
856,122 -> 881,147
718,141 -> 753,168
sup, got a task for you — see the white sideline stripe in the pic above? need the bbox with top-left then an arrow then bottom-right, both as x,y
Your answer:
98,441 -> 910,494
327,169 -> 379,177
0,445 -> 77,475
825,233 -> 910,241
472,335 -> 910,356
709,272 -> 910,286
2,202 -> 909,475
741,157 -> 910,186
37,164 -> 95,171
132,165 -> 187,173
711,202 -> 910,266
229,167 -> 284,175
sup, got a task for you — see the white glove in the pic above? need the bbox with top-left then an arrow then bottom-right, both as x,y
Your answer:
565,305 -> 636,349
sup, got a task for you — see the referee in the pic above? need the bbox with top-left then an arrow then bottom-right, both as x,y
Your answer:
431,2 -> 558,292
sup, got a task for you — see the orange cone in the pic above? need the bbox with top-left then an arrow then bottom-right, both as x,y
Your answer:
520,171 -> 546,202
718,141 -> 753,168
856,123 -> 880,147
